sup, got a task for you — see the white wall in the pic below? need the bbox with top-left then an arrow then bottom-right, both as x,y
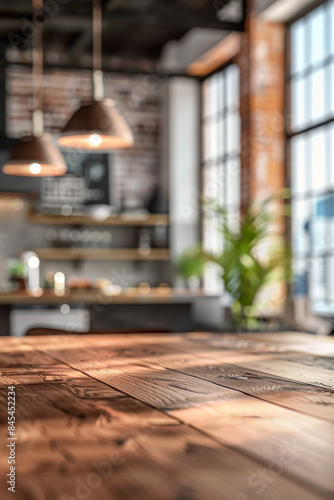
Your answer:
161,28 -> 228,73
168,77 -> 201,280
259,0 -> 320,22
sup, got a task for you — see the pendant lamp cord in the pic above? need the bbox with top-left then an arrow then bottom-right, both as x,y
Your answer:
32,0 -> 44,136
92,0 -> 104,101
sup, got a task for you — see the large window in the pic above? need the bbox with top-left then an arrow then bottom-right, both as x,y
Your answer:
289,0 -> 334,313
202,64 -> 241,292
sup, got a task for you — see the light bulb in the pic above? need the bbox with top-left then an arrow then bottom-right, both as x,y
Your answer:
29,163 -> 42,175
54,271 -> 66,297
27,256 -> 40,269
54,272 -> 65,285
88,134 -> 102,147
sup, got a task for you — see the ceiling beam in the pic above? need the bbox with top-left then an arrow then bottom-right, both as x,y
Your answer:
188,32 -> 241,76
3,52 -> 200,79
0,7 -> 245,37
0,0 -> 246,60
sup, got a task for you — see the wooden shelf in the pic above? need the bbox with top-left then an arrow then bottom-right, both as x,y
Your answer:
28,211 -> 169,227
33,247 -> 170,261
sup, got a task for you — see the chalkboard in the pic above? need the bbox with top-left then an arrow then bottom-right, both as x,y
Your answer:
40,152 -> 111,208
0,149 -> 113,209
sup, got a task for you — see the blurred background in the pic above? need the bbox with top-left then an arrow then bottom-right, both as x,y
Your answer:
0,0 -> 332,336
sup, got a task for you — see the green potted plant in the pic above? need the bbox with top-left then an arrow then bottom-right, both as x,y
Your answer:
8,260 -> 26,290
176,243 -> 206,288
176,192 -> 291,329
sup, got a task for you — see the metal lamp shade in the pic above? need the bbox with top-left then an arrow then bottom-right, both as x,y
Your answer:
2,134 -> 67,177
58,99 -> 134,150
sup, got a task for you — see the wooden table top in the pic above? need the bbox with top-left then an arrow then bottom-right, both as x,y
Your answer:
0,331 -> 334,500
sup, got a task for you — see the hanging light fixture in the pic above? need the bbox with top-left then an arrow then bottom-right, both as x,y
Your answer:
58,0 -> 133,150
2,0 -> 67,177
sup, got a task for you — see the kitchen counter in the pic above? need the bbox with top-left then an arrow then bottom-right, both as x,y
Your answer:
0,290 -> 222,335
0,288 -> 218,305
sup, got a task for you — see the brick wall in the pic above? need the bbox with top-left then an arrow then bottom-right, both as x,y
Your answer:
248,14 -> 286,203
235,9 -> 287,313
6,66 -> 163,208
237,12 -> 285,209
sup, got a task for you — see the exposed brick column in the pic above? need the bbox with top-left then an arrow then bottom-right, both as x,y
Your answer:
249,13 -> 286,203
238,8 -> 286,210
238,8 -> 287,313
238,14 -> 252,213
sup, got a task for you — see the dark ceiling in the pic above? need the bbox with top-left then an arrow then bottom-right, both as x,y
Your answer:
0,0 -> 245,70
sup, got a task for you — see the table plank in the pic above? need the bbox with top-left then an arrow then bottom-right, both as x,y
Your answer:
162,334 -> 334,390
184,331 -> 334,357
237,332 -> 334,357
155,355 -> 334,422
27,335 -> 334,498
26,333 -> 334,420
194,349 -> 334,390
0,347 -> 320,500
126,337 -> 334,422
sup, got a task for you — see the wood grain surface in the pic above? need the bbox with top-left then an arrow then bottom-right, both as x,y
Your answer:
0,332 -> 334,500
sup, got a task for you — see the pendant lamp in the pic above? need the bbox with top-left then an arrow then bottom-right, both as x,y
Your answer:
2,0 -> 67,177
58,0 -> 133,150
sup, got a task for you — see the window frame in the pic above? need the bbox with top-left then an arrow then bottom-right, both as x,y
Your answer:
287,0 -> 334,315
201,61 -> 241,293
201,60 -> 241,210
